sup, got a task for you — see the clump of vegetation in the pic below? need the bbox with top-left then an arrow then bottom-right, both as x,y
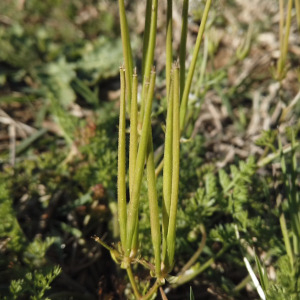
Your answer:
0,0 -> 299,299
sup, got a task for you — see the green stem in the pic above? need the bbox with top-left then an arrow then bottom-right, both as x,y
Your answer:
129,69 -> 138,194
234,274 -> 251,292
290,130 -> 300,255
146,129 -> 162,277
118,0 -> 133,112
155,157 -> 164,177
166,64 -> 180,271
282,0 -> 293,60
277,0 -> 293,80
141,279 -> 160,300
174,246 -> 228,287
179,0 -> 189,100
126,70 -> 156,256
198,35 -> 209,87
143,0 -> 158,80
139,79 -> 150,131
166,0 -> 173,97
180,0 -> 212,131
257,142 -> 299,168
118,67 -> 127,250
162,75 -> 174,265
127,266 -> 142,299
179,224 -> 206,274
279,0 -> 284,55
140,0 -> 158,125
279,213 -> 294,270
142,0 -> 153,76
131,217 -> 139,257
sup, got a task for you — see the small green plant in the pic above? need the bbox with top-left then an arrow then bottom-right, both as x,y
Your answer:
94,0 -> 212,298
233,127 -> 300,300
0,180 -> 61,299
8,266 -> 61,300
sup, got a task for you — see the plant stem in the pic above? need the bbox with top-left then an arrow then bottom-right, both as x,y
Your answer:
143,0 -> 158,80
280,212 -> 294,269
290,130 -> 300,256
277,0 -> 293,80
234,274 -> 251,292
118,67 -> 127,250
141,279 -> 160,300
279,0 -> 284,56
257,142 -> 299,168
282,0 -> 293,64
127,266 -> 142,299
278,133 -> 295,270
174,246 -> 228,287
118,0 -> 133,112
180,0 -> 212,131
142,0 -> 153,76
166,64 -> 180,271
126,69 -> 156,257
159,286 -> 169,300
162,75 -> 174,264
129,69 -> 138,195
146,130 -> 162,277
140,0 -> 158,126
179,224 -> 206,274
179,0 -> 189,100
166,0 -> 173,97
131,217 -> 139,257
155,157 -> 164,177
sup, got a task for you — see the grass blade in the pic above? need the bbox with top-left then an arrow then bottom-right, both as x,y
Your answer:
254,252 -> 269,293
190,286 -> 195,300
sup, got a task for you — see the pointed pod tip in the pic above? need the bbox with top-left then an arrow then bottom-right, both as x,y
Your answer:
174,59 -> 180,69
119,63 -> 125,72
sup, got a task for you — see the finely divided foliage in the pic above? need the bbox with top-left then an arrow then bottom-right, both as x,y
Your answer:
93,0 -> 300,299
